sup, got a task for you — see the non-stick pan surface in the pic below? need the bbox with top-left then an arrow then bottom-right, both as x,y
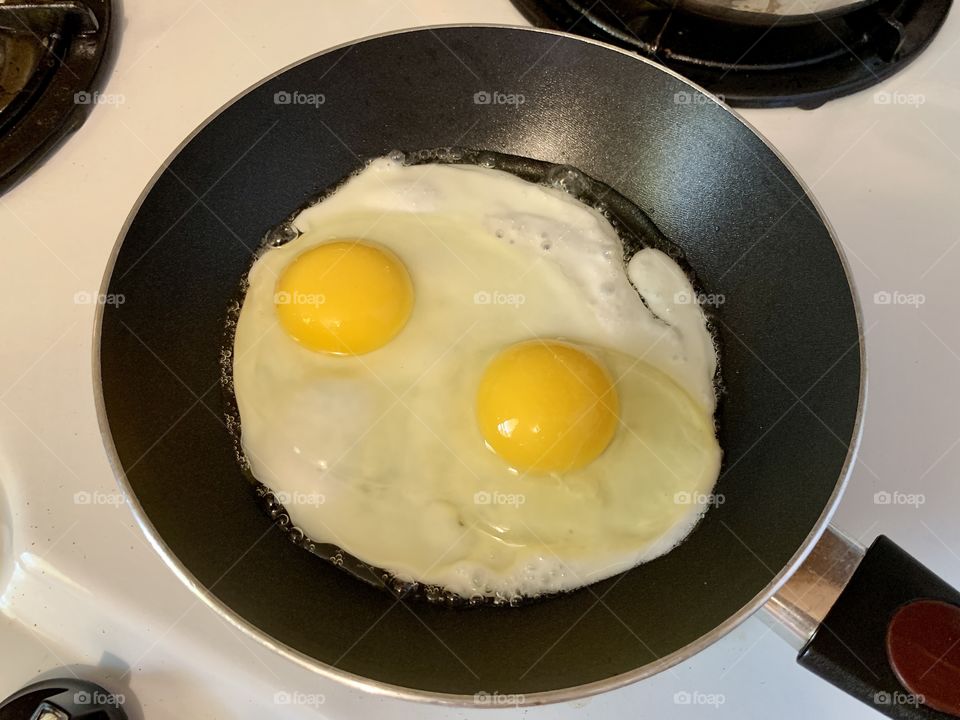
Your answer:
96,26 -> 862,701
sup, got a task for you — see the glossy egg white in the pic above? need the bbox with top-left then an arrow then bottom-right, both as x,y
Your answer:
232,157 -> 721,599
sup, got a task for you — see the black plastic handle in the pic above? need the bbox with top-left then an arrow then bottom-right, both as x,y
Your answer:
798,535 -> 960,718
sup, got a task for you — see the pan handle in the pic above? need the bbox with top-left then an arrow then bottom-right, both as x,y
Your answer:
765,526 -> 960,718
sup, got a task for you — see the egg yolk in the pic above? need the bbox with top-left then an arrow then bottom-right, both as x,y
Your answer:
274,240 -> 413,355
476,340 -> 620,474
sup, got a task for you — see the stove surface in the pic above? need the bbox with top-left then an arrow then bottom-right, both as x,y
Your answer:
1,1 -> 959,718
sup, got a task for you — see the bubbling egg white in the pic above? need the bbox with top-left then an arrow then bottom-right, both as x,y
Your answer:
232,156 -> 721,599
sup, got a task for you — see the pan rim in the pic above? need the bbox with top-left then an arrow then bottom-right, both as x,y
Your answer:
91,23 -> 867,708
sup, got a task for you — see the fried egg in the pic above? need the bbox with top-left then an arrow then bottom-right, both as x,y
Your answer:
231,156 -> 721,599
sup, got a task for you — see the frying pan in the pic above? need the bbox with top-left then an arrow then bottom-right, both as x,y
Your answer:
94,26 -> 960,716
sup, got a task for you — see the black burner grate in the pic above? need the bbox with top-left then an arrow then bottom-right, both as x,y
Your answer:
511,0 -> 952,108
0,0 -> 114,194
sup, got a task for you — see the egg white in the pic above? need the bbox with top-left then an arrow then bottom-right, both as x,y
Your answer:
232,157 -> 721,599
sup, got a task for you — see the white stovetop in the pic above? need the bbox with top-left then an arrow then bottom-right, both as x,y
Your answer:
1,1 -> 959,718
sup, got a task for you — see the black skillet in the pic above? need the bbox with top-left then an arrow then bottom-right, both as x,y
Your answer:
95,26 -> 960,716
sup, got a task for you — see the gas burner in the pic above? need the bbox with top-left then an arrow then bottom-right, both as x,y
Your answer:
511,0 -> 952,108
0,677 -> 128,719
0,0 -> 114,194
